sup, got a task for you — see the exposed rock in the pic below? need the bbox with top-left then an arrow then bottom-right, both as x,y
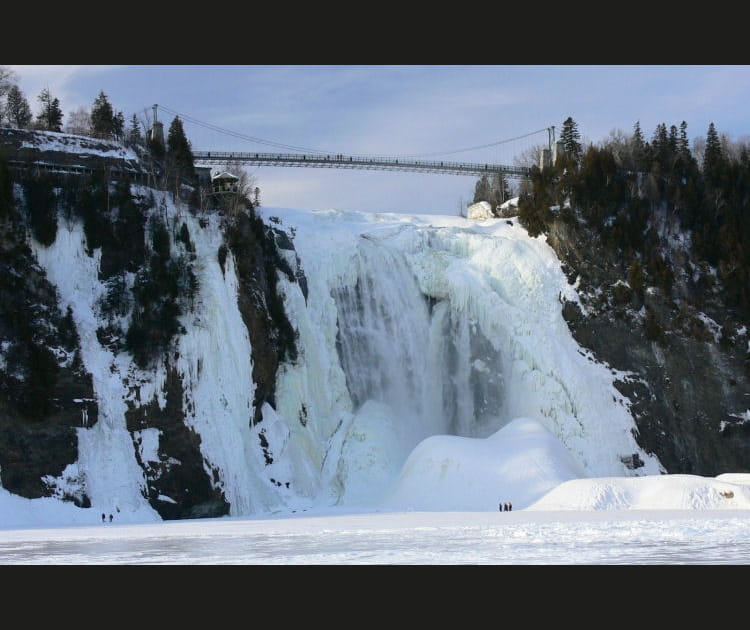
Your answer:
225,211 -> 298,425
547,217 -> 750,475
0,221 -> 97,501
125,363 -> 229,520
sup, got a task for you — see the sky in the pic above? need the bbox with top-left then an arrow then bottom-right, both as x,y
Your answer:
6,65 -> 750,215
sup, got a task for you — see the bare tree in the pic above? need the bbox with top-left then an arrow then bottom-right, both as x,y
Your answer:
600,128 -> 631,168
0,66 -> 16,96
4,84 -> 32,128
692,137 -> 706,170
720,133 -> 750,164
513,143 -> 546,169
220,161 -> 258,215
64,106 -> 91,136
0,65 -> 19,124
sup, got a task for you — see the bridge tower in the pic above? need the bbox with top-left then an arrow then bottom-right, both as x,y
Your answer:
539,126 -> 559,170
549,125 -> 557,164
148,104 -> 164,147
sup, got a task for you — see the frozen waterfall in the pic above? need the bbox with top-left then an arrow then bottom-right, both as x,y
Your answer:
269,208 -> 663,510
331,234 -> 506,443
29,196 -> 664,521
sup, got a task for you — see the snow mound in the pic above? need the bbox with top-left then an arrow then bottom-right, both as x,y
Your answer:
527,473 -> 750,511
380,417 -> 585,511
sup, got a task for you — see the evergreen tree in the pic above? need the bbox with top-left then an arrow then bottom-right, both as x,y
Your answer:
651,123 -> 670,166
631,120 -> 647,171
473,174 -> 491,204
90,91 -> 115,139
518,165 -> 555,236
678,121 -> 690,158
112,111 -> 125,141
672,120 -> 701,226
125,114 -> 144,149
166,116 -> 196,184
652,122 -> 667,145
490,172 -> 511,212
703,122 -> 724,187
740,145 -> 750,172
627,259 -> 645,300
4,84 -> 32,128
147,130 -> 165,173
668,125 -> 678,148
35,88 -> 63,131
559,116 -> 583,166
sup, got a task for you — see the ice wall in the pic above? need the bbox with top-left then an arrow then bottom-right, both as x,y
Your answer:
269,209 -> 664,508
28,199 -> 665,521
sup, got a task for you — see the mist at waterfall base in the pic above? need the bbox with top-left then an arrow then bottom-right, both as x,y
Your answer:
3,203 -> 750,564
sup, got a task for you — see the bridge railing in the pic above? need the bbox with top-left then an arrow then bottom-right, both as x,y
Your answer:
192,151 -> 532,178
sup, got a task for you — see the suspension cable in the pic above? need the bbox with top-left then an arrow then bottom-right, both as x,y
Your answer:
156,105 -> 549,160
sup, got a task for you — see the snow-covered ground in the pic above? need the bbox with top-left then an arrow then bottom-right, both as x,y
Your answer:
2,464 -> 749,564
5,202 -> 750,564
2,413 -> 749,563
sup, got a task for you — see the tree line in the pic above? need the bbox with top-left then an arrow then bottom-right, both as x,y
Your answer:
508,115 -> 750,317
0,66 -> 197,192
0,66 -> 262,215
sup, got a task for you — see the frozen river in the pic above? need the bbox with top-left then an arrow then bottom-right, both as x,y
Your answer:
2,508 -> 750,565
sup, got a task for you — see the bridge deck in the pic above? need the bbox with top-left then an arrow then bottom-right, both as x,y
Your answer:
193,151 -> 531,178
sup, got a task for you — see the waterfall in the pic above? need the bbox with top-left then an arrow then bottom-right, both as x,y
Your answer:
316,228 -> 515,505
333,237 -> 440,437
283,209 -> 647,508
331,234 -> 506,448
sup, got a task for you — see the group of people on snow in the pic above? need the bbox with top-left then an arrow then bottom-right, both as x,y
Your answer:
499,502 -> 513,512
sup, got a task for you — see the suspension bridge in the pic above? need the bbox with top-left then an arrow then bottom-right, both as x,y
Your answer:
150,105 -> 555,181
191,151 -> 533,178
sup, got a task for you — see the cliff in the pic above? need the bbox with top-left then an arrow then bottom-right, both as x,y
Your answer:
0,129 -> 297,519
1,128 -> 748,525
546,215 -> 750,475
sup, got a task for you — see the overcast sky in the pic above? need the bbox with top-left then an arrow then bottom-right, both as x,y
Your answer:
7,65 -> 750,213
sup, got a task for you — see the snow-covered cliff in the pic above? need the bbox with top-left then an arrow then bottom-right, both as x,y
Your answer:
7,172 -> 673,525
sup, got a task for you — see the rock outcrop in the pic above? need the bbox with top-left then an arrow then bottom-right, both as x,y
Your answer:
547,217 -> 750,475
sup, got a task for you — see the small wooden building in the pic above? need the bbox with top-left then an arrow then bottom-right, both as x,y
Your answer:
211,171 -> 239,195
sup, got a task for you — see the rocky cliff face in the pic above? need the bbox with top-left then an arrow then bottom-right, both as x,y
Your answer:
224,212 -> 300,426
0,132 -> 296,518
124,363 -> 230,520
546,216 -> 750,475
0,219 -> 96,503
